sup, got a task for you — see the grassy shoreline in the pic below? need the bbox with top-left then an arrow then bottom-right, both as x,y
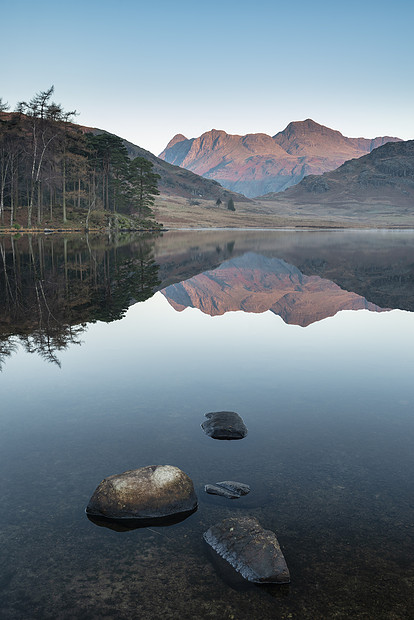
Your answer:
1,193 -> 413,234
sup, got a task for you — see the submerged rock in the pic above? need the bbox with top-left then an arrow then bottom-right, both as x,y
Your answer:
205,481 -> 250,499
203,516 -> 290,584
205,484 -> 240,499
201,411 -> 247,440
86,465 -> 197,520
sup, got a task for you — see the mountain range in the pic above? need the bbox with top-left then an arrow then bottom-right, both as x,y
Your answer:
161,252 -> 387,327
159,120 -> 401,198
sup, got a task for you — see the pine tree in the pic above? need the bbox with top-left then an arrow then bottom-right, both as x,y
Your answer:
128,157 -> 160,218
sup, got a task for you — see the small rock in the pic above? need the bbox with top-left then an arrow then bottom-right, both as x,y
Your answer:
86,465 -> 197,520
203,516 -> 290,584
217,481 -> 250,496
205,484 -> 241,499
201,411 -> 247,440
205,481 -> 250,499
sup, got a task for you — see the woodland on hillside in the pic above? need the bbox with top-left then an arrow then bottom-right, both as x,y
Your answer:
0,88 -> 160,229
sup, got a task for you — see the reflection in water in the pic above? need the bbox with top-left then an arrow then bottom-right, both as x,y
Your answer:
0,234 -> 160,368
87,508 -> 198,532
162,252 -> 387,326
2,230 -> 414,369
1,230 -> 414,619
154,229 -> 414,312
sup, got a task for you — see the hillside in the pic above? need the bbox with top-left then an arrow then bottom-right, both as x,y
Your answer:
159,120 -> 401,197
0,106 -> 247,232
78,124 -> 247,203
120,137 -> 247,202
261,140 -> 414,210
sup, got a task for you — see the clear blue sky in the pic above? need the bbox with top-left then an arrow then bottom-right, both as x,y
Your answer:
2,0 -> 413,155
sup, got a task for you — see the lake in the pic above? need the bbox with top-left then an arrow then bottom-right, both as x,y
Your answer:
1,229 -> 413,619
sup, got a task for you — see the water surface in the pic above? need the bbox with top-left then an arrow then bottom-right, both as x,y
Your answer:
0,230 -> 413,619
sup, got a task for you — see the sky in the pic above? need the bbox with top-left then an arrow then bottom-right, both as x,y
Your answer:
2,0 -> 413,155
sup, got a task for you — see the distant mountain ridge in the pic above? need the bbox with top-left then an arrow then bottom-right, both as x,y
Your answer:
159,120 -> 401,198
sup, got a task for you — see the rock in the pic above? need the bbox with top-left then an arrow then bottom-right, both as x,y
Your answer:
203,516 -> 290,584
205,484 -> 240,499
217,481 -> 250,496
205,481 -> 250,499
201,411 -> 247,440
86,465 -> 197,520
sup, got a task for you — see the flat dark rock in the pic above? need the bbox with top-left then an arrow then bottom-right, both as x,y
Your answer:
205,484 -> 241,499
217,481 -> 250,496
203,516 -> 290,584
205,481 -> 250,499
201,411 -> 247,440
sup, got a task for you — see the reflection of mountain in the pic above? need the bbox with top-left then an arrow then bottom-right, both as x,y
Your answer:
161,253 -> 387,327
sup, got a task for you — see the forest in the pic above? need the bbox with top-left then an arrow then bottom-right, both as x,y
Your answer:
0,87 -> 160,229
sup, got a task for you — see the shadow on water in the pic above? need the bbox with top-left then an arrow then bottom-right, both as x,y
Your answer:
86,507 -> 198,532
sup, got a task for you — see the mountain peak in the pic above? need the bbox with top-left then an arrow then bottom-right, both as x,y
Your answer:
274,118 -> 342,139
285,118 -> 325,131
165,133 -> 188,149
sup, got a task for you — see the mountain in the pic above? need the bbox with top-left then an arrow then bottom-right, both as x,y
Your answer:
161,252 -> 387,327
159,120 -> 401,198
261,139 -> 414,209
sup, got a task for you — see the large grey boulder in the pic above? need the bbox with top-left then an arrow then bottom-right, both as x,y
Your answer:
201,411 -> 247,440
86,465 -> 197,520
204,516 -> 290,584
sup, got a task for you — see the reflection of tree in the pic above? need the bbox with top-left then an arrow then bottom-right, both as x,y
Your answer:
0,336 -> 18,371
0,234 -> 160,369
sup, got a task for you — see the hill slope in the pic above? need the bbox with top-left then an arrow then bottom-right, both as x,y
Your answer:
88,130 -> 247,203
159,120 -> 401,197
262,139 -> 414,209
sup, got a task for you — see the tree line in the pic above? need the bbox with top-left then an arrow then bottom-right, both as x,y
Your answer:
0,87 -> 160,228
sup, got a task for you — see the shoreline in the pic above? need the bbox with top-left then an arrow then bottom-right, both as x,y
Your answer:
2,224 -> 414,235
0,227 -> 163,235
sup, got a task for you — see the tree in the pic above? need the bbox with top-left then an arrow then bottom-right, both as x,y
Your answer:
86,133 -> 129,213
227,198 -> 235,211
216,198 -> 222,207
15,86 -> 77,226
0,88 -> 162,229
0,98 -> 10,113
128,157 -> 160,218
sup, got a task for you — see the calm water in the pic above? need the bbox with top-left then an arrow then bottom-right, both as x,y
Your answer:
1,230 -> 414,619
